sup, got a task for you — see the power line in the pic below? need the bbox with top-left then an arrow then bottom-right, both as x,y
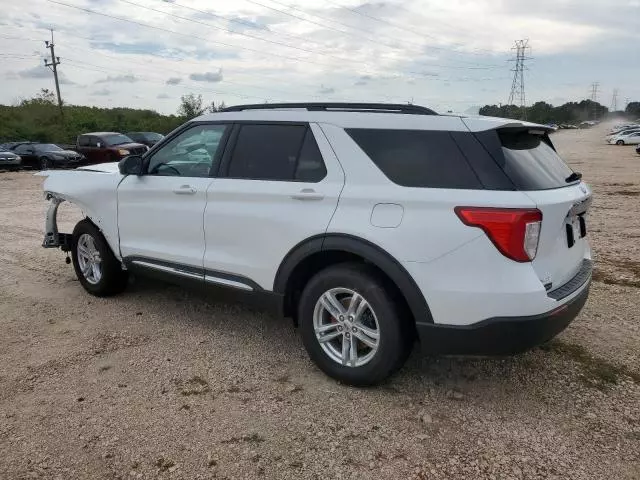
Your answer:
248,0 -> 504,67
320,0 -> 502,59
45,0 -> 339,70
123,0 -> 500,73
507,39 -> 530,119
119,0 -> 355,65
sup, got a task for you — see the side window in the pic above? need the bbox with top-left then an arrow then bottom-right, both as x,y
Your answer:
346,129 -> 482,189
147,124 -> 229,178
88,136 -> 100,147
78,136 -> 90,147
227,124 -> 326,182
14,144 -> 31,154
294,129 -> 327,182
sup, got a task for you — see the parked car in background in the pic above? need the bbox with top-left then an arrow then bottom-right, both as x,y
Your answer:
608,131 -> 640,145
126,132 -> 164,148
636,144 -> 640,155
579,121 -> 596,129
0,141 -> 29,151
76,132 -> 148,164
559,124 -> 578,129
0,149 -> 22,170
605,127 -> 640,141
11,143 -> 85,169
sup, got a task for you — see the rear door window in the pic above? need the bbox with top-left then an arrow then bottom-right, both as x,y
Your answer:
346,129 -> 482,189
227,124 -> 311,181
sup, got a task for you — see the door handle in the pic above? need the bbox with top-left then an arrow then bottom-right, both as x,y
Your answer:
173,185 -> 197,195
290,188 -> 324,201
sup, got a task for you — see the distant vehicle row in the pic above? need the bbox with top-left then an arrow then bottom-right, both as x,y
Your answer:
606,123 -> 640,145
0,131 -> 163,170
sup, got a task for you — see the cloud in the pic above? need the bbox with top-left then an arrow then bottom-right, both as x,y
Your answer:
354,75 -> 373,86
92,88 -> 112,96
166,77 -> 181,85
318,85 -> 335,94
189,70 -> 223,83
17,66 -> 50,79
96,74 -> 138,83
157,93 -> 171,99
12,66 -> 75,85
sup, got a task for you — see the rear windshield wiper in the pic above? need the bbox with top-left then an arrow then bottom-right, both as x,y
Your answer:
565,172 -> 582,183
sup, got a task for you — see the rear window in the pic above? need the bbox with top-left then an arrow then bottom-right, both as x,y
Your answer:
495,130 -> 574,190
346,129 -> 482,189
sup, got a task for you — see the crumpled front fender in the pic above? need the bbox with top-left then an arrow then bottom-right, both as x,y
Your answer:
40,169 -> 124,259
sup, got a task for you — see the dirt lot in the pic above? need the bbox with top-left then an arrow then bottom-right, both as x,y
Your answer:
0,123 -> 639,480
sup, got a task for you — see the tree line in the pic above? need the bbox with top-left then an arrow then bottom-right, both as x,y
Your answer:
479,100 -> 640,125
0,90 -> 227,144
3,90 -> 639,145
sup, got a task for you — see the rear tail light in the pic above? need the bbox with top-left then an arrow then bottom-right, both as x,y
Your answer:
455,207 -> 542,262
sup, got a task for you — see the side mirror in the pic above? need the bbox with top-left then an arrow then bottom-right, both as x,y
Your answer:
118,155 -> 143,176
96,142 -> 102,148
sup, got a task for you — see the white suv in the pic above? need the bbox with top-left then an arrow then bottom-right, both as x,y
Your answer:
41,103 -> 593,386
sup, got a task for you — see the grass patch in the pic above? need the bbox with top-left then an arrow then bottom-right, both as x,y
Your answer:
607,190 -> 640,197
543,340 -> 640,390
177,376 -> 210,396
592,260 -> 640,289
220,433 -> 265,444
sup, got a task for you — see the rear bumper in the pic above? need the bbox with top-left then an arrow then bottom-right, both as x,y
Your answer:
417,279 -> 590,355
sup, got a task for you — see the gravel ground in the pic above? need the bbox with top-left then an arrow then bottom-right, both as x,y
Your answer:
0,123 -> 639,480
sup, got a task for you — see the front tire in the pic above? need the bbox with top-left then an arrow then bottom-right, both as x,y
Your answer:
39,156 -> 51,170
71,219 -> 128,296
616,140 -> 625,145
298,263 -> 412,386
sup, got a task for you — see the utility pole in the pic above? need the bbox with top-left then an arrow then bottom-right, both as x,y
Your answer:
610,88 -> 619,112
589,82 -> 600,120
507,39 -> 531,120
44,29 -> 63,116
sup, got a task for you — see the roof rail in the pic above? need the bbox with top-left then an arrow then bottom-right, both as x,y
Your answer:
220,102 -> 438,115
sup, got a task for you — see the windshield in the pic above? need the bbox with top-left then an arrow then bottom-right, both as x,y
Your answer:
103,134 -> 134,146
37,144 -> 63,151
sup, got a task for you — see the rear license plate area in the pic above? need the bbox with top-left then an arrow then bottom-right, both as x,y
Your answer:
566,214 -> 586,248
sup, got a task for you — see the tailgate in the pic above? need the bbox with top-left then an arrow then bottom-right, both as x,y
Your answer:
526,182 -> 592,289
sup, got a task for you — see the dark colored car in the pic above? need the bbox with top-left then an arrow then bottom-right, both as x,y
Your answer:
11,143 -> 85,170
0,150 -> 22,170
76,132 -> 148,164
636,144 -> 640,155
126,132 -> 164,148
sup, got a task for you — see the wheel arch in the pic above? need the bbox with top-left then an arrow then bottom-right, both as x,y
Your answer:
274,234 -> 434,327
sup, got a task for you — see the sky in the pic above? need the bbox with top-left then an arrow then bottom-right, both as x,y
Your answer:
1,0 -> 639,115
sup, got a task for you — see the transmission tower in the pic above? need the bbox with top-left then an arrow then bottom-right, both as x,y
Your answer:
590,82 -> 600,120
507,40 -> 531,119
610,89 -> 619,112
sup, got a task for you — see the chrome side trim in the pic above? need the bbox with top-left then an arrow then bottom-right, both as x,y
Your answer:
131,260 -> 202,280
205,275 -> 253,291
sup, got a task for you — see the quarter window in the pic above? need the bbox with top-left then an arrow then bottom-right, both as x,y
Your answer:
346,129 -> 482,189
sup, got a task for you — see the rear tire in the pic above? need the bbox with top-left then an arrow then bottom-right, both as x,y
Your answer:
71,219 -> 128,297
298,263 -> 412,386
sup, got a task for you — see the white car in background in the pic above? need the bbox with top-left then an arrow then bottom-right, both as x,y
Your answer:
608,131 -> 640,145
